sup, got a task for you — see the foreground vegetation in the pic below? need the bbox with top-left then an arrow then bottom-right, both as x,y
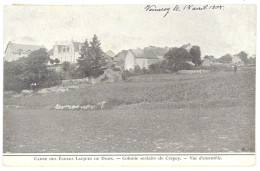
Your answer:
4,69 -> 255,153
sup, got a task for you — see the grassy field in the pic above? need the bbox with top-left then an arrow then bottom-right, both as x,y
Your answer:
3,69 -> 255,153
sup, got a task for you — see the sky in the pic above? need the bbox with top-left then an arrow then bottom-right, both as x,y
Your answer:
3,4 -> 256,58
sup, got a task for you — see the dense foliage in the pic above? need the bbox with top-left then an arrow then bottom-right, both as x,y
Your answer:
190,46 -> 202,66
4,48 -> 61,91
237,51 -> 249,64
77,35 -> 107,78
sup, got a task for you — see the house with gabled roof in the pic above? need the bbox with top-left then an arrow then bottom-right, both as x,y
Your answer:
4,41 -> 43,61
49,40 -> 83,63
124,48 -> 160,70
124,46 -> 170,70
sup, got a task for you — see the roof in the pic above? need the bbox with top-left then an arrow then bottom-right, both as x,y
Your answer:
55,41 -> 83,53
106,50 -> 115,57
143,46 -> 169,56
130,48 -> 158,59
114,50 -> 128,60
5,42 -> 43,54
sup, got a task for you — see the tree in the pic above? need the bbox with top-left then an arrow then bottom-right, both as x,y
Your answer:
217,54 -> 233,63
89,34 -> 107,77
77,35 -> 107,78
190,46 -> 201,66
164,47 -> 192,71
22,48 -> 50,85
4,48 -> 61,91
77,39 -> 93,77
237,51 -> 249,65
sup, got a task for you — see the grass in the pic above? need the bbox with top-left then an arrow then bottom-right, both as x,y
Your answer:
3,69 -> 255,153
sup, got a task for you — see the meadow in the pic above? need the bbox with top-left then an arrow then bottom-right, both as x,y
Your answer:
3,69 -> 255,153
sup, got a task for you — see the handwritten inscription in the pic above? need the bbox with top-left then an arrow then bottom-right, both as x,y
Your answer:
144,5 -> 225,17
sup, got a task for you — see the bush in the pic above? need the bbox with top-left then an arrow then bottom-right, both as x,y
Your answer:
122,70 -> 134,81
68,64 -> 84,79
50,59 -> 55,64
173,61 -> 193,71
54,58 -> 60,64
62,61 -> 71,71
36,70 -> 62,89
148,60 -> 168,74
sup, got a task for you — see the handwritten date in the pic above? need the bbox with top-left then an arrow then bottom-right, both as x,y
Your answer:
144,5 -> 225,18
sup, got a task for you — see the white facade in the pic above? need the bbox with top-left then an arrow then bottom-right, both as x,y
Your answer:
124,51 -> 136,70
124,50 -> 159,70
50,41 -> 82,63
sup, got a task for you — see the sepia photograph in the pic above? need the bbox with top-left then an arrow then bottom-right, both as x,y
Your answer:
2,2 -> 256,166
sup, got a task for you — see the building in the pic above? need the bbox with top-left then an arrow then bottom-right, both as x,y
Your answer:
232,55 -> 244,66
114,50 -> 129,69
104,50 -> 116,67
50,40 -> 83,63
143,46 -> 169,60
124,46 -> 170,70
4,41 -> 43,61
124,48 -> 159,70
202,59 -> 212,66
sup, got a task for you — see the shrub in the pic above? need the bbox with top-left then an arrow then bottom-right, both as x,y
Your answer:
148,60 -> 168,74
173,61 -> 193,71
68,64 -> 84,79
54,58 -> 60,64
50,59 -> 55,64
62,61 -> 71,71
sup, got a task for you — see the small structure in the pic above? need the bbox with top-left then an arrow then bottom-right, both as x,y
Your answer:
202,59 -> 212,67
4,41 -> 43,61
114,50 -> 129,69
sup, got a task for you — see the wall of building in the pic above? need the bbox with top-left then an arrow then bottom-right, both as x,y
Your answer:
50,42 -> 80,63
4,46 -> 29,62
135,58 -> 148,69
124,51 -> 135,70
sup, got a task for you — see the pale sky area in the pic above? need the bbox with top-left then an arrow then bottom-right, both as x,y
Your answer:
4,4 -> 256,58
